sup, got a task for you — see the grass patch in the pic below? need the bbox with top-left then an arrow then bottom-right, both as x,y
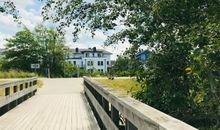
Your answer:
0,70 -> 37,78
96,78 -> 141,95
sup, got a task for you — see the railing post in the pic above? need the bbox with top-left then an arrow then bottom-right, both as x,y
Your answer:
111,105 -> 120,127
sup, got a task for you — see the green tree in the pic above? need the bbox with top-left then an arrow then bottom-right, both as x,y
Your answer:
111,55 -> 142,77
33,25 -> 69,77
111,56 -> 130,76
3,26 -> 69,77
42,0 -> 220,128
3,28 -> 41,71
46,29 -> 68,77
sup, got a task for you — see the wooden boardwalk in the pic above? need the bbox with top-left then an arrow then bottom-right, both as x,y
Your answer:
0,78 -> 100,130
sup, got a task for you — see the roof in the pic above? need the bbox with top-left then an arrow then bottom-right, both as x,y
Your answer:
70,48 -> 112,54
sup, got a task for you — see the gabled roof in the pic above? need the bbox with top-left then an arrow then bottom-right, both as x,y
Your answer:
70,48 -> 112,54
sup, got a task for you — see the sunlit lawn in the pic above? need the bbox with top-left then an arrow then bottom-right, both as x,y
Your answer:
96,78 -> 142,95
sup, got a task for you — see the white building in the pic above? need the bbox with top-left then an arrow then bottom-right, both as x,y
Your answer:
67,47 -> 112,73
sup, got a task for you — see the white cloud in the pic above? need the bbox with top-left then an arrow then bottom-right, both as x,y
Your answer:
0,0 -> 42,31
19,8 -> 43,30
0,0 -> 131,60
0,14 -> 20,32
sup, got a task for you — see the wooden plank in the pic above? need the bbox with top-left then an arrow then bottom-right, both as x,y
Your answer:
85,86 -> 119,130
84,77 -> 198,130
0,78 -> 99,130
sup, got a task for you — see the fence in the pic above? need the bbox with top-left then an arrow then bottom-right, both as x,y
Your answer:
84,77 -> 197,130
0,77 -> 38,115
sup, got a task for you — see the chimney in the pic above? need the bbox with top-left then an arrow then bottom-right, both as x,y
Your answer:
75,48 -> 79,53
93,47 -> 96,52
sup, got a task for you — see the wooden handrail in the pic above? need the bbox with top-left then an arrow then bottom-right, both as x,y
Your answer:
84,77 -> 198,130
0,77 -> 38,115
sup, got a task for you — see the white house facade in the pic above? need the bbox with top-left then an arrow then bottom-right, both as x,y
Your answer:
67,47 -> 112,73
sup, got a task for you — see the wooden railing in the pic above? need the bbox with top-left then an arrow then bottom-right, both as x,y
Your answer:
84,77 -> 198,130
0,77 -> 38,115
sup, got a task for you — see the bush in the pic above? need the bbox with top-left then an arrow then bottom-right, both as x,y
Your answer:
64,63 -> 79,77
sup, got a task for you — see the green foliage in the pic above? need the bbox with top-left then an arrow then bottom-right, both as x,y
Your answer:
0,1 -> 21,25
111,55 -> 142,77
79,69 -> 106,77
3,28 -> 41,71
63,63 -> 106,77
64,63 -> 79,77
42,0 -> 220,129
3,26 -> 69,78
0,1 -> 19,20
0,70 -> 36,78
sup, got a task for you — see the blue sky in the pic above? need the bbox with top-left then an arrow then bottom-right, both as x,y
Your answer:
0,0 -> 131,60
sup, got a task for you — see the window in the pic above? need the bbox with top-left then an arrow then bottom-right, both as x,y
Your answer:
101,69 -> 103,73
85,53 -> 89,57
107,61 -> 109,65
87,61 -> 94,66
92,53 -> 95,57
98,61 -> 103,66
98,53 -> 102,57
73,61 -> 76,65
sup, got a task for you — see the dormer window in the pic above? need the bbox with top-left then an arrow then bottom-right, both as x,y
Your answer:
98,53 -> 102,57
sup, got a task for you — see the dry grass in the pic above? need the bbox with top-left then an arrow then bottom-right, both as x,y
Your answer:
37,80 -> 44,88
96,78 -> 141,95
0,70 -> 36,78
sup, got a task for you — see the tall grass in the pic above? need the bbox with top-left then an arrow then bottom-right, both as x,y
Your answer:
0,70 -> 37,78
